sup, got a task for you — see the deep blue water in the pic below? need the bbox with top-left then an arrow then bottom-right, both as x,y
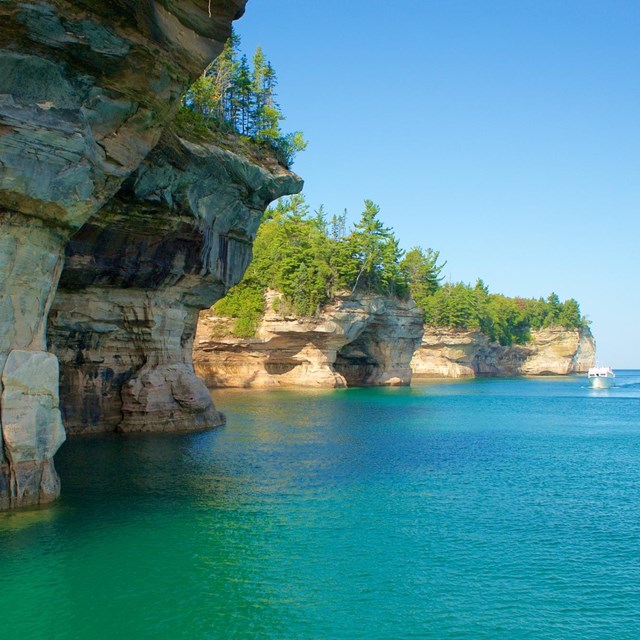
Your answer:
1,372 -> 640,639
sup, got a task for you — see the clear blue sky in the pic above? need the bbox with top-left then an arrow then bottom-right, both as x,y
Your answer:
235,0 -> 640,368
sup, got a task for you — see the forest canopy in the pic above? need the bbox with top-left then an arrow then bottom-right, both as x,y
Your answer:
421,282 -> 585,346
214,195 -> 588,343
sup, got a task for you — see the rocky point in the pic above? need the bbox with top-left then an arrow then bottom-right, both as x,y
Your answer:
410,326 -> 595,377
194,291 -> 425,389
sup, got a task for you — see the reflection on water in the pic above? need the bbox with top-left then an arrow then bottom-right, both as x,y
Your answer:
0,504 -> 63,532
1,373 -> 640,639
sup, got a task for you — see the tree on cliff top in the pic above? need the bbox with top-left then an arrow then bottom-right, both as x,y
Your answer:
212,194 -> 587,341
214,196 -> 418,335
332,200 -> 407,296
182,32 -> 307,168
400,247 -> 446,310
418,281 -> 589,346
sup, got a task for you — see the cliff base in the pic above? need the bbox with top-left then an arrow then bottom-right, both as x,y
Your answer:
194,292 -> 424,388
410,326 -> 595,377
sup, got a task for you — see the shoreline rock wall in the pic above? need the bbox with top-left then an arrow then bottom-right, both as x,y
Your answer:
48,135 -> 301,435
195,313 -> 595,390
410,326 -> 595,378
194,292 -> 425,388
0,0 -> 304,509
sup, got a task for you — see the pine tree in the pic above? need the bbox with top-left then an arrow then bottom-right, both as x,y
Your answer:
543,292 -> 562,327
380,236 -> 407,296
234,54 -> 252,135
250,46 -> 267,137
349,200 -> 393,292
329,210 -> 347,241
202,31 -> 240,124
401,247 -> 445,310
557,298 -> 581,329
251,48 -> 283,142
181,35 -> 306,167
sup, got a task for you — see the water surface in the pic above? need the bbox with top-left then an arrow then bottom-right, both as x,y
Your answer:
2,372 -> 640,639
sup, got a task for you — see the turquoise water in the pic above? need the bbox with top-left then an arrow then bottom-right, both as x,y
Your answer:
2,372 -> 640,639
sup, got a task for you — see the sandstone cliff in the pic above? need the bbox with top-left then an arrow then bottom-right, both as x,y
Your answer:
48,132 -> 300,435
194,292 -> 425,388
410,326 -> 595,378
0,1 -> 301,508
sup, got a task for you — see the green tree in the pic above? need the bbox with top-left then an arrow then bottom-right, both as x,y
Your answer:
180,34 -> 307,167
211,192 -> 589,340
379,236 -> 407,296
420,280 -> 584,345
484,295 -> 529,345
272,131 -> 308,167
251,48 -> 283,142
542,292 -> 562,327
213,276 -> 265,337
522,297 -> 548,330
557,298 -> 582,329
215,32 -> 240,123
186,33 -> 239,123
344,200 -> 397,293
234,54 -> 252,135
422,283 -> 476,328
329,209 -> 347,241
214,195 -> 415,334
401,247 -> 445,311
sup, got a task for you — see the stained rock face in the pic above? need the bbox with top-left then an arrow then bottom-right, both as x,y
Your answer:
194,292 -> 425,388
0,350 -> 65,509
48,134 -> 301,434
1,0 -> 284,508
0,0 -> 246,226
410,326 -> 596,378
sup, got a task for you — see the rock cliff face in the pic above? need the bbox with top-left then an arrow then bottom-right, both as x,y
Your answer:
48,133 -> 300,435
1,0 -> 301,508
410,326 -> 595,378
194,292 -> 425,388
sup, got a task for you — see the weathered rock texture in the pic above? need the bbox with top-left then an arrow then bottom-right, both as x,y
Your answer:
410,326 -> 596,378
48,134 -> 301,434
0,350 -> 66,509
194,292 -> 425,388
0,0 -> 303,508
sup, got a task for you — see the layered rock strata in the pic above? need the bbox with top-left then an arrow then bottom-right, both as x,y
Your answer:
410,326 -> 595,378
49,134 -> 301,434
194,292 -> 425,388
1,0 -> 302,508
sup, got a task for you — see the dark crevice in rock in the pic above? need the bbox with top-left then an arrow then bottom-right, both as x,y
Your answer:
334,336 -> 382,387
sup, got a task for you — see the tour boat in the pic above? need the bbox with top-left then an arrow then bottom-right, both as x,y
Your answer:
587,366 -> 615,389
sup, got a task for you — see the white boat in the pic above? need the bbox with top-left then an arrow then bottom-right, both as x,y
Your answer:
588,366 -> 615,389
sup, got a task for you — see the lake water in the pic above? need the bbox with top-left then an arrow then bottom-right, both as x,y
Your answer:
2,372 -> 640,639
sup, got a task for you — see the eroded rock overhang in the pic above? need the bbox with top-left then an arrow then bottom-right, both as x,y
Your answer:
194,292 -> 425,389
0,0 -> 303,509
49,133 -> 302,434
